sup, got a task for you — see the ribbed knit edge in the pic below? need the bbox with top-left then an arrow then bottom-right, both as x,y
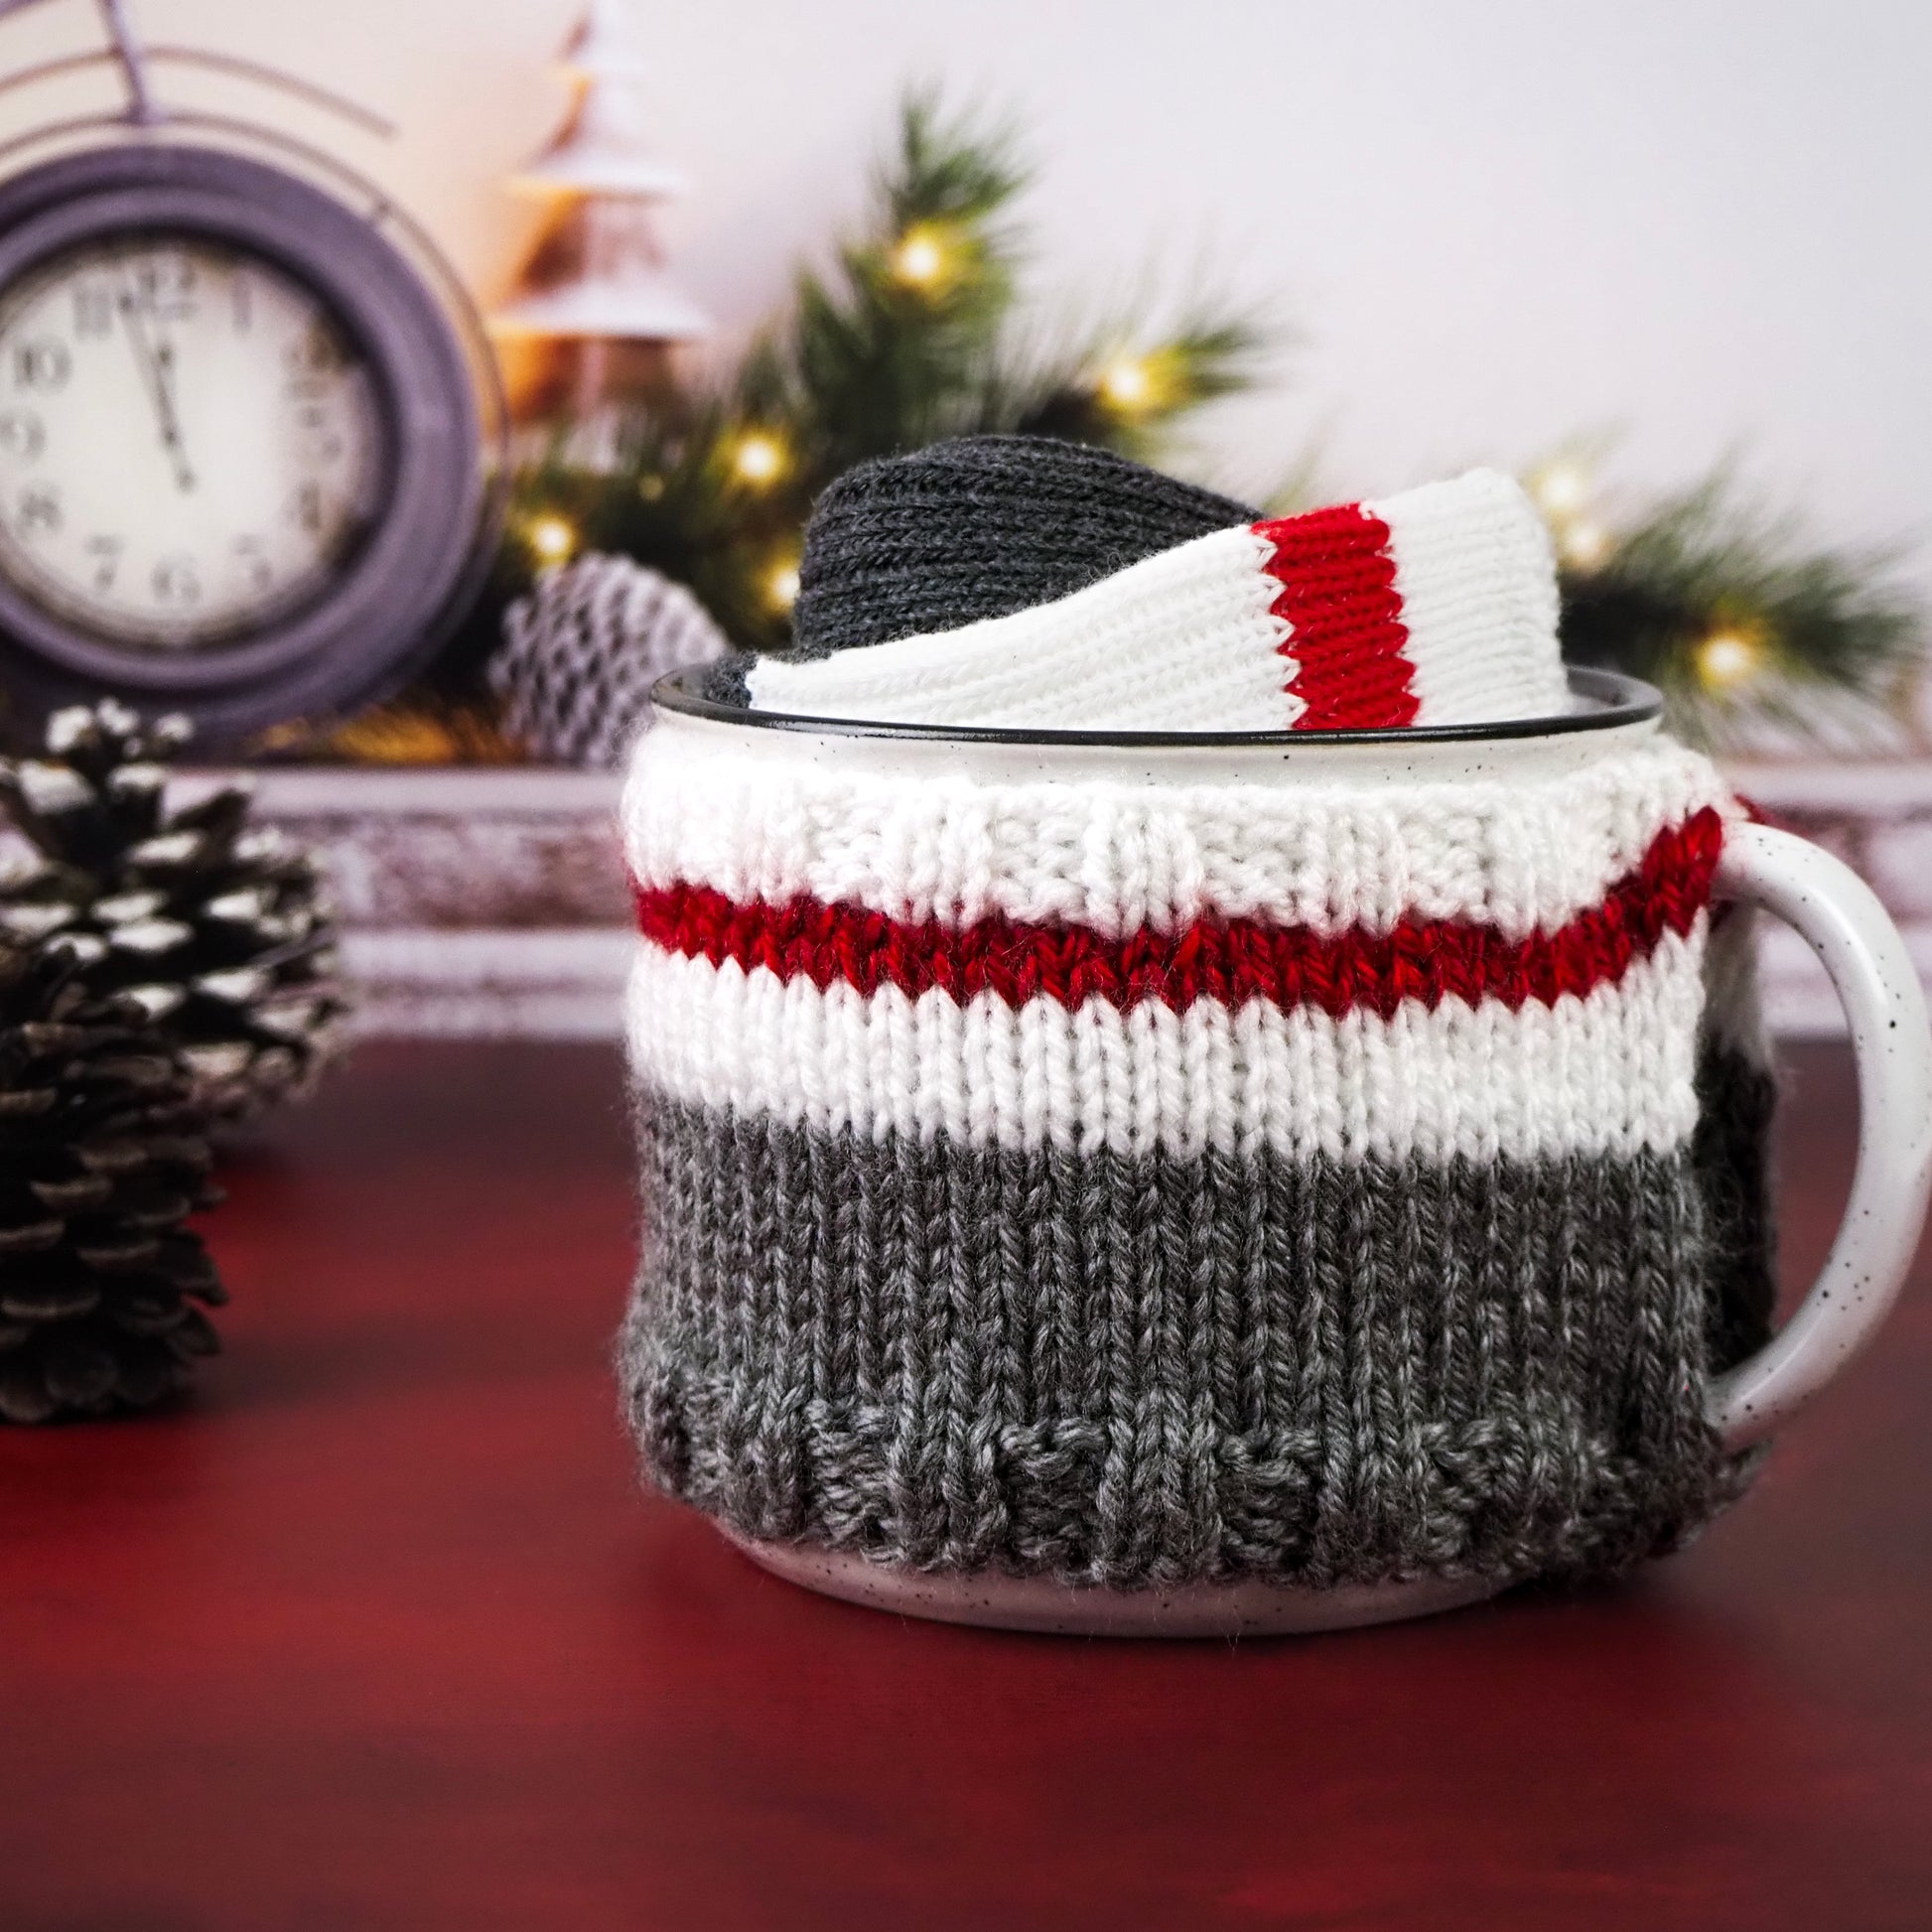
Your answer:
621,721 -> 1735,945
748,524 -> 1295,731
791,435 -> 1258,656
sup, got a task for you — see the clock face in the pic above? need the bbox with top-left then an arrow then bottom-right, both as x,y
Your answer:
0,233 -> 389,652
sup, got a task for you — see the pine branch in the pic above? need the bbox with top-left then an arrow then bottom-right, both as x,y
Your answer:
776,92 -> 1028,466
1559,468 -> 1925,748
463,88 -> 1278,676
986,310 -> 1273,457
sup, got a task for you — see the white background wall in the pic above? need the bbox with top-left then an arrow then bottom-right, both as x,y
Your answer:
2,0 -> 1928,585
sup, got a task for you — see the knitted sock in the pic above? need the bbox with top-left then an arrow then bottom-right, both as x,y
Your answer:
739,453 -> 1569,732
791,435 -> 1257,653
701,434 -> 1250,706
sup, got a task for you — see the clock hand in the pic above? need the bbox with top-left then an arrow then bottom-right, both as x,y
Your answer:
133,311 -> 195,493
113,278 -> 196,492
152,338 -> 193,483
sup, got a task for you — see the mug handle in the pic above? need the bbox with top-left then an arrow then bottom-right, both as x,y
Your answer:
1706,822 -> 1932,1450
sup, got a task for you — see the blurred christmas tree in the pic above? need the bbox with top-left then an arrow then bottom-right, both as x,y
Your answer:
437,91 -> 1267,688
1534,456 -> 1925,750
334,88 -> 1922,760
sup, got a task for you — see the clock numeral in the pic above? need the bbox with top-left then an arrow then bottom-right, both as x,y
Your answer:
17,484 -> 61,535
294,401 -> 345,465
11,341 -> 69,393
284,327 -> 345,379
72,286 -> 113,338
233,536 -> 273,594
85,535 -> 123,593
151,556 -> 201,606
290,481 -> 325,536
0,410 -> 43,461
132,253 -> 197,321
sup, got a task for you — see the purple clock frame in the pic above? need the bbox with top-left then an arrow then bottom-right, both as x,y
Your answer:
0,142 -> 490,744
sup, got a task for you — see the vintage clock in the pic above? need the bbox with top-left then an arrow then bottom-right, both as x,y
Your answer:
0,6 -> 502,744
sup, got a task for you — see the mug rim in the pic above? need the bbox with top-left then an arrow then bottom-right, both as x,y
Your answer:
649,664 -> 1662,749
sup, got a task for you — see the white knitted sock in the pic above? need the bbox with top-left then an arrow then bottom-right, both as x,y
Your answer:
746,468 -> 1569,732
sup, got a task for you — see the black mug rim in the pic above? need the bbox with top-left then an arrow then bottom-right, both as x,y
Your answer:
648,664 -> 1663,749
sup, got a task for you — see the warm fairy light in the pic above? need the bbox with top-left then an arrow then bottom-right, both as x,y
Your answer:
1533,460 -> 1589,519
1697,628 -> 1762,691
1531,460 -> 1611,569
765,558 -> 802,611
527,514 -> 576,565
732,432 -> 786,486
1098,355 -> 1155,413
1561,519 -> 1609,569
891,224 -> 950,290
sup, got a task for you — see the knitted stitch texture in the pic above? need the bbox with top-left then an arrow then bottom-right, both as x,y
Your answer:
791,435 -> 1256,654
701,435 -> 1249,708
618,721 -> 1777,1589
744,465 -> 1568,732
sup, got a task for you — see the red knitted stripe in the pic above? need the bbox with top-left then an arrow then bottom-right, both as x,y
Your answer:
634,809 -> 1724,1021
1254,504 -> 1420,731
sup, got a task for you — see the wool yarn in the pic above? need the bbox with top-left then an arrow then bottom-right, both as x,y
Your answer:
698,435 -> 1254,709
791,435 -> 1256,654
619,714 -> 1777,1588
734,449 -> 1568,732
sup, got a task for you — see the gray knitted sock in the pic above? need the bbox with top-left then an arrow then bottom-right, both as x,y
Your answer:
699,436 -> 1256,704
792,436 -> 1257,655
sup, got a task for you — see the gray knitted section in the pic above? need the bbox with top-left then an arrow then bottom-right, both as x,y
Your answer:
619,1057 -> 1773,1590
1693,1045 -> 1779,1369
788,436 -> 1257,658
696,438 -> 1257,704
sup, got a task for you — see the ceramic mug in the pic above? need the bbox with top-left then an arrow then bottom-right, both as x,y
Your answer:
617,668 -> 1932,1635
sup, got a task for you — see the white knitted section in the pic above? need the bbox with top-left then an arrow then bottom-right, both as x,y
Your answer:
746,525 -> 1298,731
625,929 -> 1706,1164
622,725 -> 1732,941
1371,471 -> 1570,726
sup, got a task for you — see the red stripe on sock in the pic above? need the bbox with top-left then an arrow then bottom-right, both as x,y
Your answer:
634,809 -> 1724,1021
1254,504 -> 1420,731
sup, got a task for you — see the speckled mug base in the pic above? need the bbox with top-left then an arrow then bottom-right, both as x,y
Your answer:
726,1532 -> 1506,1637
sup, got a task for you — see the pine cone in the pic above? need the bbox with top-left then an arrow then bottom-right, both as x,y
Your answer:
0,940 -> 227,1424
491,554 -> 728,768
0,702 -> 348,1126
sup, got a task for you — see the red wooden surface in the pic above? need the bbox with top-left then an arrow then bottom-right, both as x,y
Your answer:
1,1040 -> 1928,1931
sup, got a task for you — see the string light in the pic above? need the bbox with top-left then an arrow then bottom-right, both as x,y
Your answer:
1532,460 -> 1589,519
1697,628 -> 1763,691
1561,520 -> 1609,570
764,555 -> 802,612
527,514 -> 576,565
891,223 -> 951,291
1097,354 -> 1156,415
732,431 -> 786,487
1529,459 -> 1611,572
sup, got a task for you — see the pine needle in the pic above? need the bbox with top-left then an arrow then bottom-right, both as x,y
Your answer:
1560,468 -> 1925,748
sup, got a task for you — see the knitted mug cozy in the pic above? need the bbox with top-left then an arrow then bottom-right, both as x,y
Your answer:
620,440 -> 1777,1595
